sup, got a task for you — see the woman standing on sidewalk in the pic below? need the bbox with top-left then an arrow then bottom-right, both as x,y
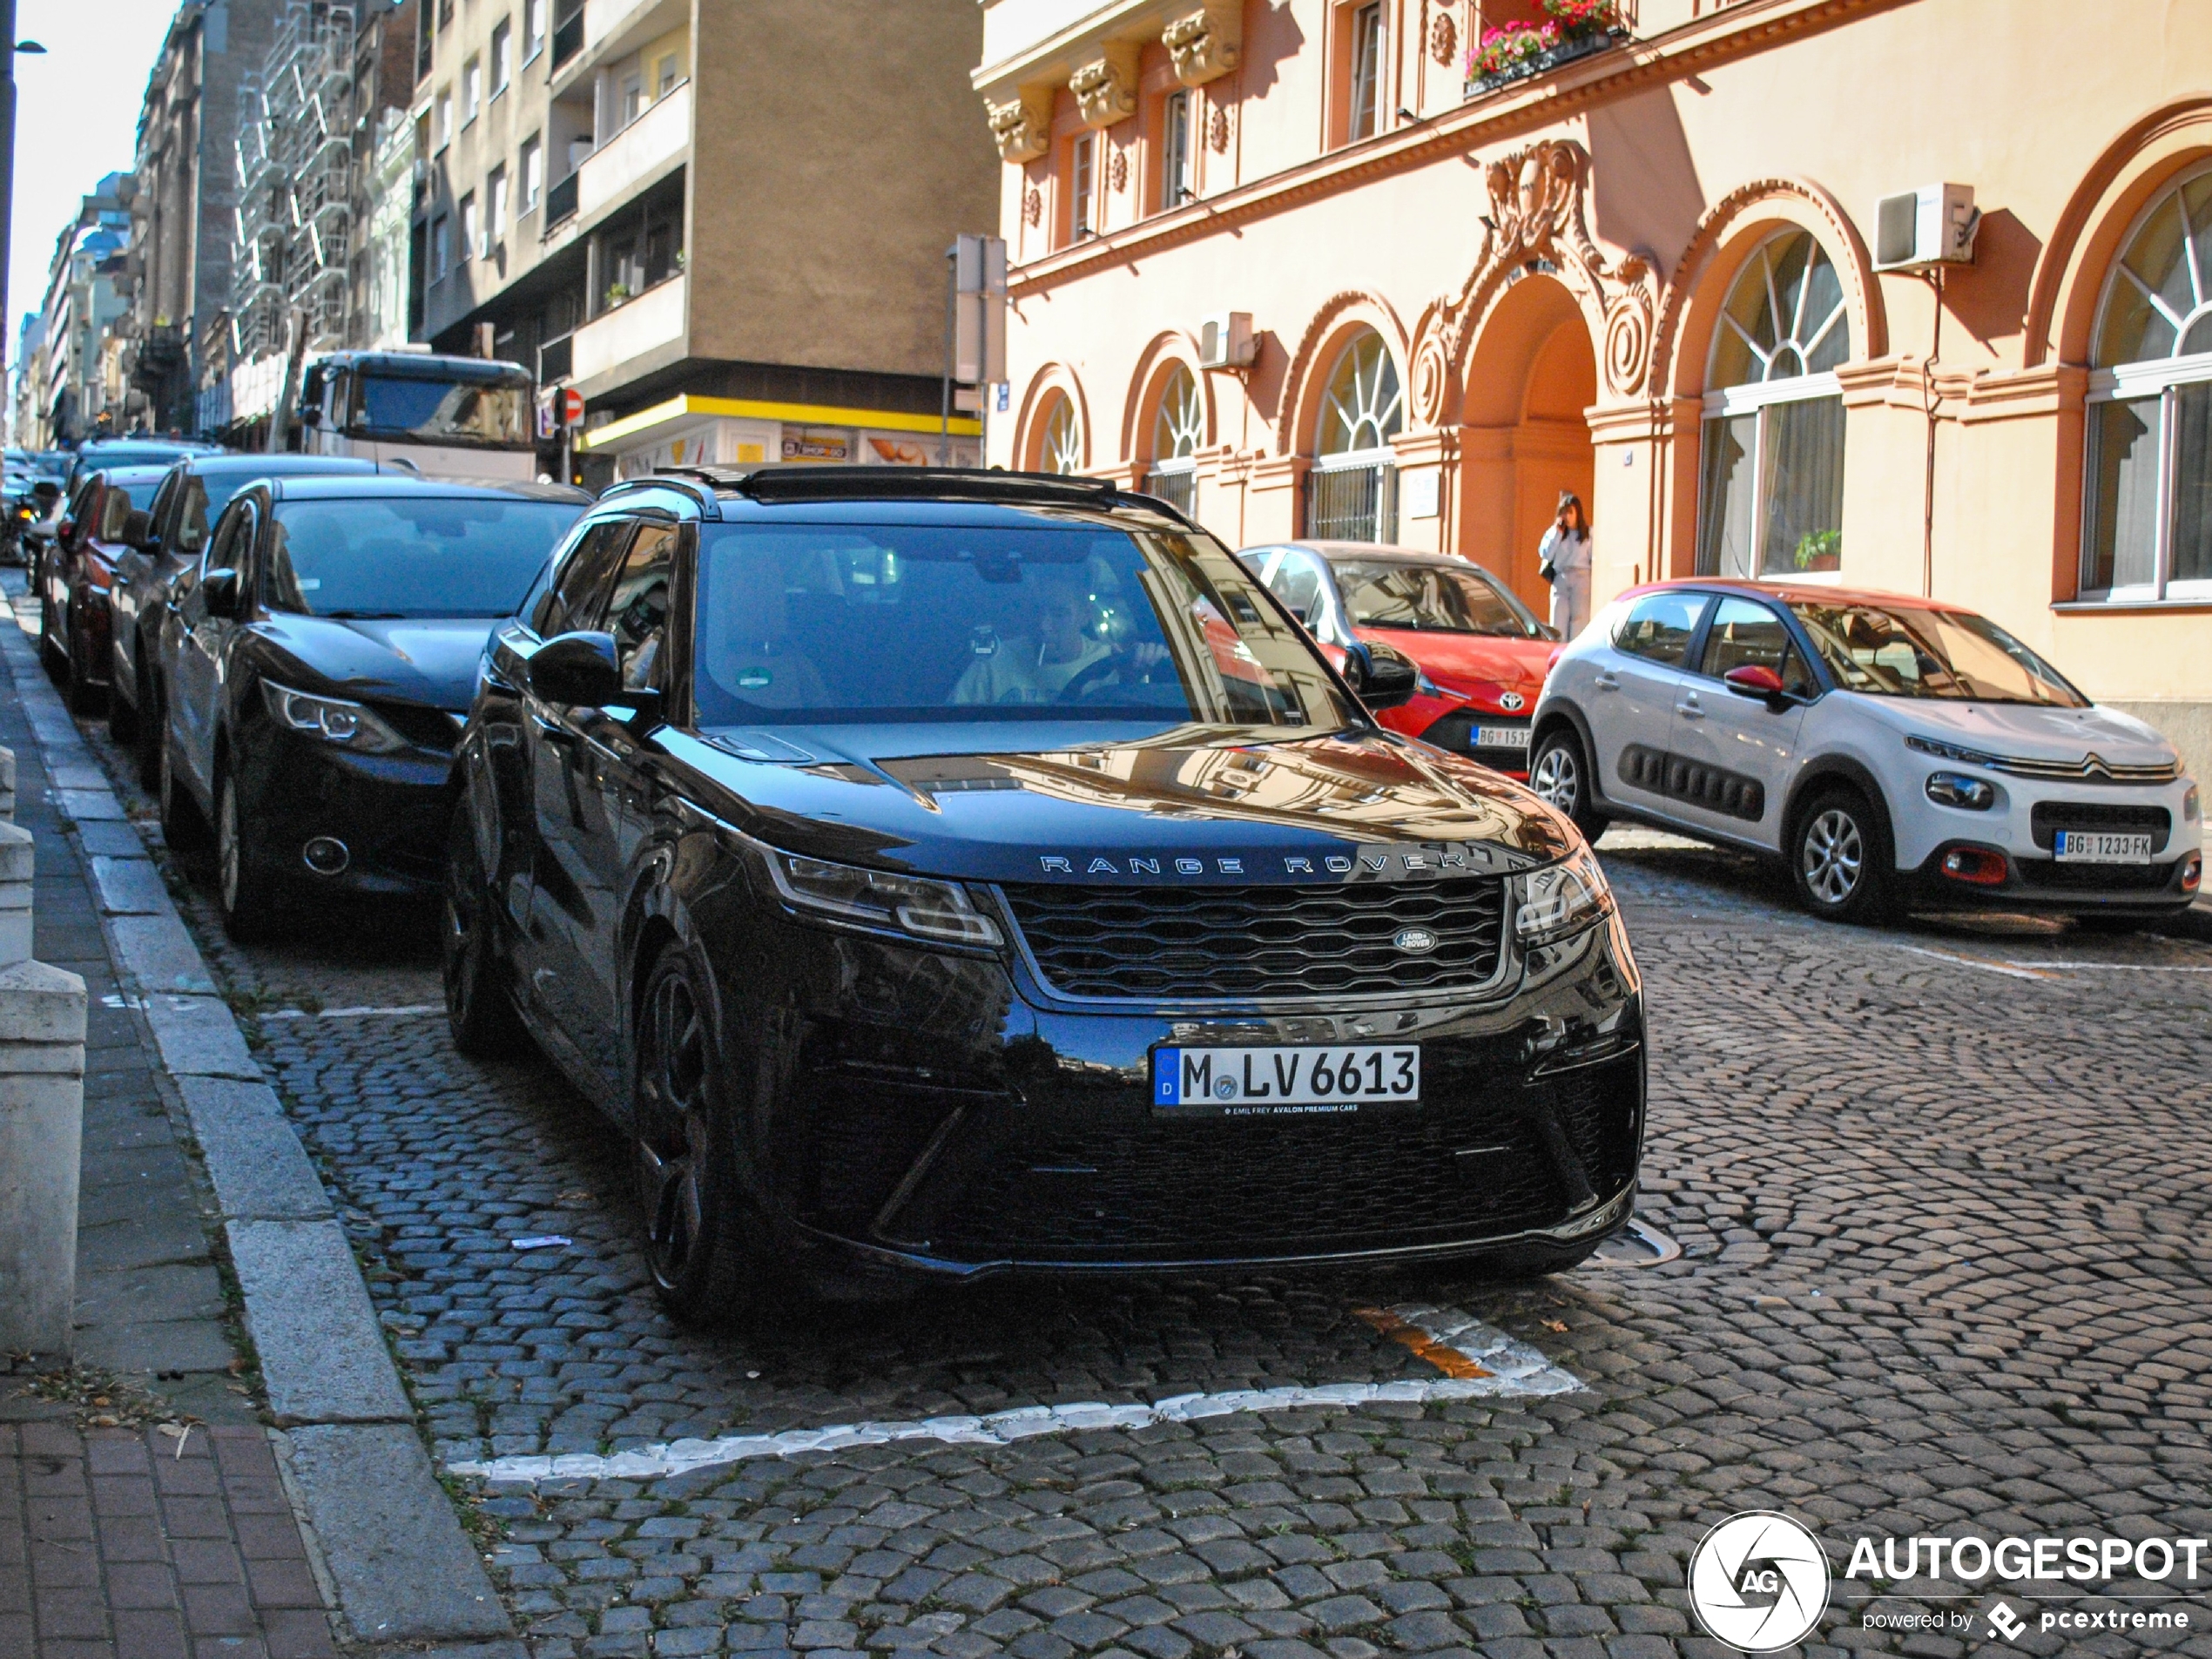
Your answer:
1540,492 -> 1592,641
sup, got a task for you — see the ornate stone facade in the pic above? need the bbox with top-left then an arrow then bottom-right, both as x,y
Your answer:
1163,3 -> 1243,87
988,89 -> 1053,165
1070,45 -> 1139,129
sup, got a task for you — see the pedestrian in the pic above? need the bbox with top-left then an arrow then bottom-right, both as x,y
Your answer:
1540,491 -> 1592,640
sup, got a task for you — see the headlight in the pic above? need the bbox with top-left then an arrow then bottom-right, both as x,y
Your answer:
1413,670 -> 1441,698
765,851 -> 1003,949
261,680 -> 409,753
1514,845 -> 1614,948
1905,732 -> 1997,767
2185,783 -> 2200,822
1925,771 -> 1996,810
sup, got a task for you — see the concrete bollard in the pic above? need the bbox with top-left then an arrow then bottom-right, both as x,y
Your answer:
0,819 -> 31,968
0,956 -> 87,1356
0,744 -> 15,820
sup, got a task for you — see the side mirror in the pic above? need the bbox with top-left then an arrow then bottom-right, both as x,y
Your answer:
31,482 -> 59,509
121,509 -> 156,551
1723,664 -> 1786,701
1351,639 -> 1420,713
199,566 -> 242,617
524,630 -> 624,706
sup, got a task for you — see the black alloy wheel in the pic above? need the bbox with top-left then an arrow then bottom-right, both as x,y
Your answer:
214,761 -> 283,942
1527,726 -> 1609,842
1791,785 -> 1893,925
633,948 -> 768,1325
442,800 -> 528,1057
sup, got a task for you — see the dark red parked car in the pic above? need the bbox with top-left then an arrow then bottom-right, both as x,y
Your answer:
38,466 -> 170,711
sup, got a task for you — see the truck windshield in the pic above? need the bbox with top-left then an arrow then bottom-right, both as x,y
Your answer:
692,522 -> 1358,731
349,375 -> 531,448
266,496 -> 583,618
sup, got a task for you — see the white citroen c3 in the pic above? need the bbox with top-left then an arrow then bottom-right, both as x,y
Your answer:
1526,579 -> 2202,925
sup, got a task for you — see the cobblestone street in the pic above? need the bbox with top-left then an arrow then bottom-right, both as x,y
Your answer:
64,710 -> 2212,1659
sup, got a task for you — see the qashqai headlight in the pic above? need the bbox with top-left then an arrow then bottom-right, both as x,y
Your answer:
261,680 -> 409,753
1514,845 -> 1614,948
766,851 -> 1003,949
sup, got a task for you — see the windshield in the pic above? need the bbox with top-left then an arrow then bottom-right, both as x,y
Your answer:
347,374 -> 531,448
1334,559 -> 1545,637
1788,601 -> 2087,706
692,522 -> 1358,730
266,497 -> 582,619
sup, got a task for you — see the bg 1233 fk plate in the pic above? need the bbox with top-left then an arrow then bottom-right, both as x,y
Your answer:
1152,1044 -> 1420,1117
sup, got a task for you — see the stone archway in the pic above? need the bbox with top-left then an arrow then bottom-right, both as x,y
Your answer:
1458,273 -> 1598,611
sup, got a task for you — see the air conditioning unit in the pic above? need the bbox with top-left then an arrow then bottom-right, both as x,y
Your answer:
1198,310 -> 1257,369
1874,183 -> 1979,270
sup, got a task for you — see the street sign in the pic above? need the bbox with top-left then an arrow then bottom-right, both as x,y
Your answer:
953,234 -> 1008,388
561,388 -> 585,428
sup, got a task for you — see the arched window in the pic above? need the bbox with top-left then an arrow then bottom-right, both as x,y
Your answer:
1308,331 -> 1403,542
1143,365 -> 1204,514
1696,230 -> 1851,579
2082,167 -> 2212,599
1035,393 -> 1082,475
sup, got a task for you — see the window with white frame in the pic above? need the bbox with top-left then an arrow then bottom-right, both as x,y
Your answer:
462,57 -> 481,124
1145,365 -> 1204,512
431,213 -> 451,280
1347,3 -> 1384,143
1696,230 -> 1851,579
2081,167 -> 2212,601
486,167 -> 508,249
460,192 -> 478,262
490,20 -> 512,94
1308,330 -> 1402,543
519,135 -> 543,212
1160,91 -> 1191,211
1039,395 -> 1082,474
435,90 -> 453,151
1069,135 -> 1096,242
523,0 -> 546,61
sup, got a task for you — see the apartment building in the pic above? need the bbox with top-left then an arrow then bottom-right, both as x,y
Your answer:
415,0 -> 997,481
976,0 -> 2212,779
27,176 -> 139,445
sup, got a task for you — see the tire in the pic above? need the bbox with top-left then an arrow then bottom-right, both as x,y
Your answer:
37,563 -> 64,677
63,607 -> 101,715
1527,725 -> 1610,842
1790,785 -> 1893,924
215,761 -> 286,942
157,727 -> 206,851
632,947 -> 778,1326
442,799 -> 529,1058
108,675 -> 138,745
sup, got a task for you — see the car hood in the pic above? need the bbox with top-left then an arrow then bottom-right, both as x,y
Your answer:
656,721 -> 1579,882
1854,696 -> 2179,764
246,616 -> 496,711
1359,628 -> 1551,705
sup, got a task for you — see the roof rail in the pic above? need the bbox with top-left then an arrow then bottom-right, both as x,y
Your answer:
599,470 -> 725,514
724,465 -> 1123,509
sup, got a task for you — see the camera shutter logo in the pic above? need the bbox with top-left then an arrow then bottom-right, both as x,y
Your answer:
1687,1512 -> 1831,1652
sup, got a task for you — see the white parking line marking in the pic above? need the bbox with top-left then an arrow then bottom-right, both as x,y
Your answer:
1897,945 -> 2212,981
260,1004 -> 445,1020
448,1312 -> 1581,1484
1896,946 -> 2054,981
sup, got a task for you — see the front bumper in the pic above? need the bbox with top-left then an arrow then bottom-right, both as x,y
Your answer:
1389,701 -> 1533,777
1906,841 -> 2202,914
726,902 -> 1646,1288
238,725 -> 455,898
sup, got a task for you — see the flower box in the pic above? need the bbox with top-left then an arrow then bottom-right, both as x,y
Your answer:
1465,29 -> 1620,98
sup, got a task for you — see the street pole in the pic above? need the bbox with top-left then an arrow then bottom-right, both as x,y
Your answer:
0,0 -> 20,438
940,244 -> 954,467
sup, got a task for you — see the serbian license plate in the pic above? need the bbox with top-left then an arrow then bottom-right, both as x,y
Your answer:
1476,725 -> 1532,750
2054,831 -> 2155,864
1152,1045 -> 1420,1116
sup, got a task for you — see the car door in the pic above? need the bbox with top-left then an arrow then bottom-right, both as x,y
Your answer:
518,518 -> 642,1049
566,519 -> 680,1105
169,497 -> 259,802
1665,594 -> 1814,849
1582,588 -> 1712,817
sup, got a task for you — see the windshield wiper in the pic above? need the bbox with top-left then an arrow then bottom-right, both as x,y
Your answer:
321,610 -> 409,620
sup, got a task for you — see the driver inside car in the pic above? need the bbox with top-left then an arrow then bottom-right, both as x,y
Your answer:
950,576 -> 1116,705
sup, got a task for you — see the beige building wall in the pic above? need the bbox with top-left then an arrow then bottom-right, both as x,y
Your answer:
977,0 -> 2212,781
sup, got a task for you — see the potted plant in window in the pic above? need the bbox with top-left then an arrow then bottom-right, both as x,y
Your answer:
1793,529 -> 1843,572
604,280 -> 633,309
1465,0 -> 1627,98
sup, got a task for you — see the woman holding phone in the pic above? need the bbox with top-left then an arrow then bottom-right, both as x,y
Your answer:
1539,492 -> 1592,640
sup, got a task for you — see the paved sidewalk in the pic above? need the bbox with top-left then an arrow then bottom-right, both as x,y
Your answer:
0,583 -> 341,1658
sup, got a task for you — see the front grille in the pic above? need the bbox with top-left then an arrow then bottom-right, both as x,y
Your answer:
2029,801 -> 2171,853
1992,753 -> 2181,783
2015,858 -> 2178,893
1001,876 -> 1507,1002
915,1050 -> 1641,1261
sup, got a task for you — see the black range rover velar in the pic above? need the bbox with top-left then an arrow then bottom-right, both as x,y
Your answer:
447,468 -> 1645,1321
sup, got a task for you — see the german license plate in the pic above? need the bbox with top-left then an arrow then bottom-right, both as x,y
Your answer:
1477,725 -> 1531,749
1152,1044 -> 1420,1116
2054,831 -> 2154,864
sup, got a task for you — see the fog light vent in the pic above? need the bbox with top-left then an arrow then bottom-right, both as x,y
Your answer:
1940,846 -> 2008,886
302,836 -> 350,877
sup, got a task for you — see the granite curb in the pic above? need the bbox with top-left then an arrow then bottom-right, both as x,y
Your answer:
0,604 -> 511,1645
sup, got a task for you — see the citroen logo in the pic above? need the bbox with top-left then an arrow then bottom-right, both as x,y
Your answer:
2083,752 -> 2111,779
1499,691 -> 1526,712
1395,927 -> 1438,954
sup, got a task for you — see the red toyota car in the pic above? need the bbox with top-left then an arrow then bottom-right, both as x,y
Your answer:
1238,541 -> 1559,776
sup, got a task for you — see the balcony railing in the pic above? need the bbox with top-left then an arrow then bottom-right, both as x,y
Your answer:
577,81 -> 690,224
1143,467 -> 1195,516
572,273 -> 685,383
544,170 -> 580,229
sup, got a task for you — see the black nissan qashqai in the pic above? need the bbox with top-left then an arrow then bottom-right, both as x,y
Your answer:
445,468 -> 1645,1321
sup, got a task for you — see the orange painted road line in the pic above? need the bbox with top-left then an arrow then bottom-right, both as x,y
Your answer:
1354,1306 -> 1494,1379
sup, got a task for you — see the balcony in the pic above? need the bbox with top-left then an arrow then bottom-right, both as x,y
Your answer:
550,0 -> 584,69
544,170 -> 580,229
577,80 -> 690,225
551,0 -> 685,92
572,274 -> 685,384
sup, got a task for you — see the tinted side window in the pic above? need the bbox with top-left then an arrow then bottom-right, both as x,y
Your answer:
1614,591 -> 1710,666
201,499 -> 255,583
597,523 -> 676,691
1700,597 -> 1789,677
529,520 -> 629,637
172,476 -> 213,556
